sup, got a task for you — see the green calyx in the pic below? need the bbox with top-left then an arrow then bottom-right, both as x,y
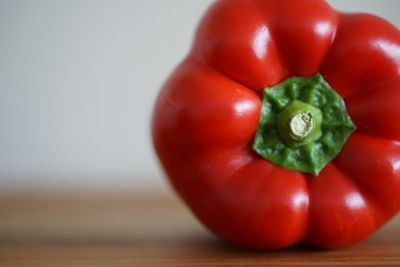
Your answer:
252,73 -> 356,176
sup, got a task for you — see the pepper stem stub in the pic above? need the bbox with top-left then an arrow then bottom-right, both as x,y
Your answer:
277,100 -> 322,147
289,112 -> 314,141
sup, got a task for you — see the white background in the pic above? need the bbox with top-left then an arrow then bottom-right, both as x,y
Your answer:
0,0 -> 399,194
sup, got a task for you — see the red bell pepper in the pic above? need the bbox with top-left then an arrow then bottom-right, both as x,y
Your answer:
152,0 -> 400,249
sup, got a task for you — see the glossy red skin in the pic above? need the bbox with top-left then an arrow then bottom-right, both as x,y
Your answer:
152,0 -> 400,249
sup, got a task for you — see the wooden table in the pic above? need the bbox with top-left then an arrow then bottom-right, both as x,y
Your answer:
0,193 -> 399,266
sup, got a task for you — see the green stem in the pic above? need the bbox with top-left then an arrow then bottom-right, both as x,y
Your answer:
277,100 -> 322,147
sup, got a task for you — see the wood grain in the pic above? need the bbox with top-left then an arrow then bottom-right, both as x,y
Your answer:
0,193 -> 399,266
